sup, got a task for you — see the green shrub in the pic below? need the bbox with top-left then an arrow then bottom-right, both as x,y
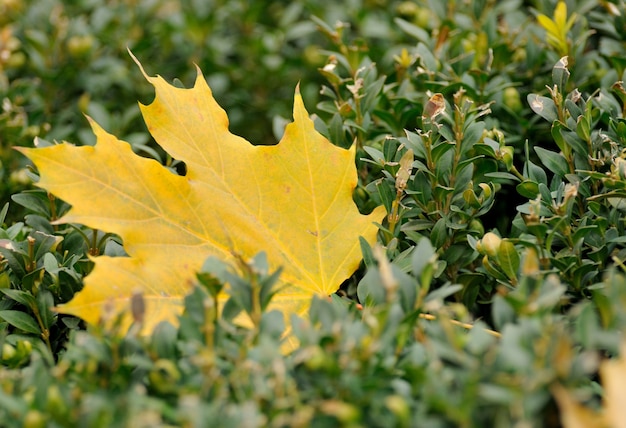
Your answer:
2,251 -> 626,426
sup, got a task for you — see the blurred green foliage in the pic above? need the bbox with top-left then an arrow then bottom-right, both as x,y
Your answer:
1,0 -> 626,426
1,0 -> 413,220
3,247 -> 626,427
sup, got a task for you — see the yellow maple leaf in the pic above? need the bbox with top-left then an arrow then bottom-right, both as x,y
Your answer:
18,56 -> 385,335
553,339 -> 626,428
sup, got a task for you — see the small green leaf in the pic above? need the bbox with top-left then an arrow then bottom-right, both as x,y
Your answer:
0,310 -> 41,335
497,240 -> 520,281
535,276 -> 566,309
527,94 -> 558,122
151,322 -> 178,359
538,183 -> 552,205
534,147 -> 570,177
430,217 -> 447,249
32,231 -> 63,260
516,180 -> 540,199
552,56 -> 570,90
484,172 -> 520,182
0,289 -> 36,309
523,141 -> 549,184
433,185 -> 454,202
222,297 -> 243,322
474,142 -> 497,158
43,252 -> 59,275
463,188 -> 481,209
576,115 -> 591,142
10,190 -> 51,217
0,272 -> 9,290
560,125 -> 588,156
376,179 -> 395,212
35,290 -> 55,330
574,303 -> 600,348
395,267 -> 419,313
431,142 -> 455,163
411,237 -> 436,277
492,295 -> 515,329
550,121 -> 569,155
259,310 -> 285,340
424,283 -> 462,303
415,42 -> 438,71
259,268 -> 283,311
0,203 -> 8,225
359,236 -> 376,269
571,225 -> 599,245
482,255 -> 508,282
460,121 -> 485,155
357,268 -> 386,306
394,17 -> 429,42
328,113 -> 347,148
362,146 -> 385,166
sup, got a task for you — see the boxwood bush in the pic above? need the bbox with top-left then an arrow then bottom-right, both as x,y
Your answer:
1,0 -> 626,426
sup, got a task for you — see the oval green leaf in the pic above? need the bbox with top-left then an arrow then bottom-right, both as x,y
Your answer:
0,310 -> 41,335
497,240 -> 520,282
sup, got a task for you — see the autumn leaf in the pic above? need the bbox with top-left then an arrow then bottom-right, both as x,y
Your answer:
553,338 -> 626,428
18,55 -> 385,334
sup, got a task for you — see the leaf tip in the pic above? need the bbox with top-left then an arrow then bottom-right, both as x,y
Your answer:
84,114 -> 102,133
193,62 -> 203,77
292,82 -> 307,118
14,136 -> 47,155
127,48 -> 151,82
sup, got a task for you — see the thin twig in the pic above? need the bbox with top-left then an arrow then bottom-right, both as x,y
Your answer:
419,313 -> 502,338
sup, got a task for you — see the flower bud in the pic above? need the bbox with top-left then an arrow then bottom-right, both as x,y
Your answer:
503,87 -> 522,112
2,343 -> 15,361
469,219 -> 484,236
478,232 -> 502,258
385,395 -> 410,422
23,410 -> 46,428
67,35 -> 94,58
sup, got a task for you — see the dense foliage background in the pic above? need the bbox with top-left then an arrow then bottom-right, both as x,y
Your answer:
1,0 -> 626,426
